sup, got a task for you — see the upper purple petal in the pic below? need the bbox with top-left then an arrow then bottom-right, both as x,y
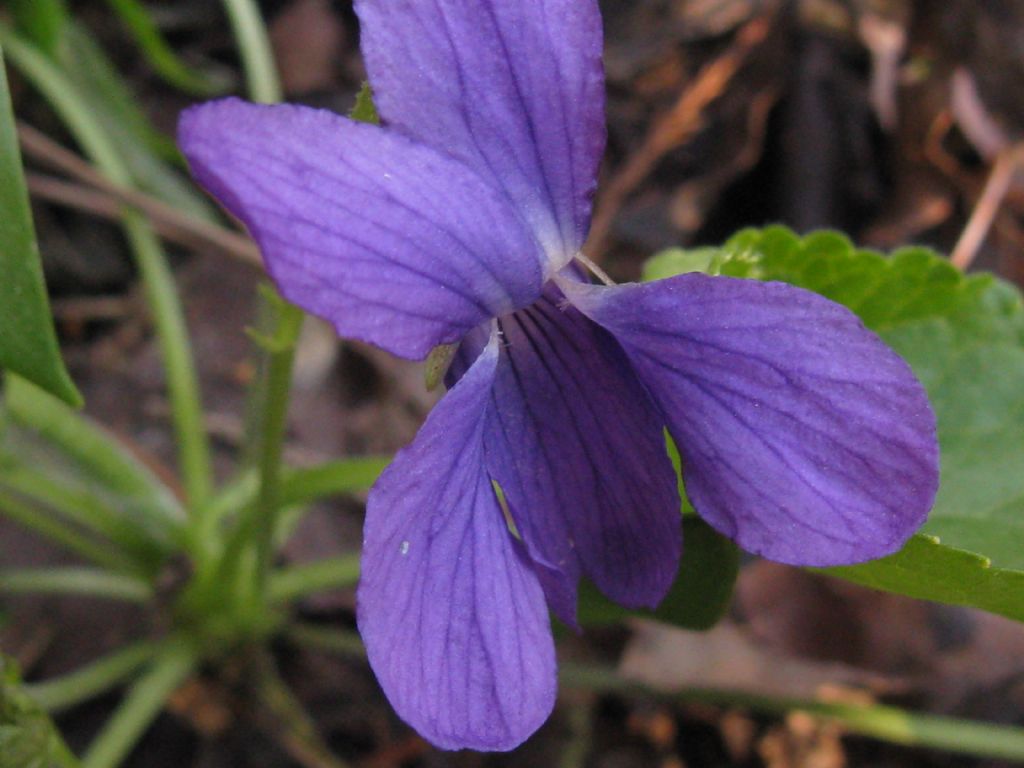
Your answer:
357,335 -> 555,751
457,285 -> 681,624
356,0 -> 606,263
178,99 -> 546,359
562,275 -> 939,567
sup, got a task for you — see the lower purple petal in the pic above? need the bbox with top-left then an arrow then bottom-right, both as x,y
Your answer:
563,275 -> 939,567
357,336 -> 555,751
482,285 -> 681,622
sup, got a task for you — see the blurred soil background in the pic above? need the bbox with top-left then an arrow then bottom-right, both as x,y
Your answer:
3,0 -> 1024,766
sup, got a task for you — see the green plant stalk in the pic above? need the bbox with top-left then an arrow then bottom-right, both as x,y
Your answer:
194,470 -> 257,548
219,0 -> 313,571
221,0 -> 281,104
251,304 -> 304,601
268,554 -> 360,605
0,568 -> 152,603
26,642 -> 159,713
207,300 -> 302,607
0,490 -> 134,573
558,664 -> 1024,764
0,27 -> 213,512
288,625 -> 1024,764
81,641 -> 197,768
124,213 -> 212,511
237,299 -> 274,475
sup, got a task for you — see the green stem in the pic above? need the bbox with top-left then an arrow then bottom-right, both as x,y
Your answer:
219,0 -> 306,608
213,300 -> 303,603
251,303 -> 304,600
0,26 -> 213,512
124,213 -> 212,511
558,663 -> 1024,764
194,469 -> 257,547
288,626 -> 1024,764
81,641 -> 197,768
221,0 -> 281,104
0,567 -> 152,603
26,641 -> 159,713
268,554 -> 360,605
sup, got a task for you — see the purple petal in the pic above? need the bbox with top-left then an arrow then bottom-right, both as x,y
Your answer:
563,275 -> 939,567
178,99 -> 545,359
473,286 -> 681,623
356,0 -> 606,262
357,336 -> 555,751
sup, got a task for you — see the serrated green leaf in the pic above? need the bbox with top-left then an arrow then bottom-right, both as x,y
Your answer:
824,534 -> 1024,618
577,516 -> 739,630
0,44 -> 81,407
643,226 -> 1024,622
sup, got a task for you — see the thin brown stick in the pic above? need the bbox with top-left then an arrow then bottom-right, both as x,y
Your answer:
50,294 -> 136,323
585,14 -> 772,260
18,122 -> 262,267
24,171 -> 260,265
950,144 -> 1024,271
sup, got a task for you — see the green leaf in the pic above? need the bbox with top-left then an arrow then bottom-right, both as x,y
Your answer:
824,534 -> 1024,619
2,375 -> 185,543
103,0 -> 229,96
577,516 -> 739,630
279,456 -> 391,507
6,0 -> 68,56
0,656 -> 75,768
643,226 -> 1024,622
0,44 -> 81,407
0,567 -> 152,603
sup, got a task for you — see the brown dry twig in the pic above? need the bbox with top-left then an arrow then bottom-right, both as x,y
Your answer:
950,143 -> 1024,271
585,13 -> 772,260
24,171 -> 259,264
17,122 -> 262,267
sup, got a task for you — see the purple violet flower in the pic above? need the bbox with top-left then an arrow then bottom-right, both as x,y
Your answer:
178,0 -> 939,752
